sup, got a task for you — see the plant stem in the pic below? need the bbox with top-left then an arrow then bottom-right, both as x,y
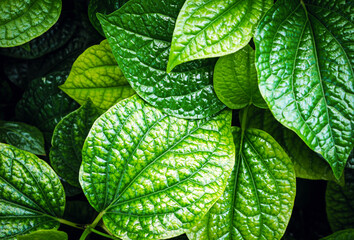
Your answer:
90,228 -> 120,239
79,227 -> 92,240
79,211 -> 106,240
57,218 -> 84,229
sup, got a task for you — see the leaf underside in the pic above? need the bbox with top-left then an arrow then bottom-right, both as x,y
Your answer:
80,95 -> 235,239
255,0 -> 354,179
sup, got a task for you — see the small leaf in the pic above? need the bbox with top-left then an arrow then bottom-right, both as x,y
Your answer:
50,100 -> 101,187
80,95 -> 235,239
321,229 -> 354,240
167,0 -> 272,72
187,127 -> 296,240
0,121 -> 45,156
0,143 -> 65,239
98,0 -> 225,119
60,40 -> 135,111
17,229 -> 68,240
255,0 -> 354,179
214,45 -> 267,109
326,176 -> 354,232
0,0 -> 62,47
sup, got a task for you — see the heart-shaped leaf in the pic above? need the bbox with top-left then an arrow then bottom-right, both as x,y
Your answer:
60,40 -> 135,111
17,229 -> 68,240
98,0 -> 225,119
0,0 -> 62,47
80,94 -> 235,239
0,121 -> 45,156
50,100 -> 101,187
254,0 -> 354,179
187,127 -> 296,240
0,143 -> 65,239
167,0 -> 272,72
214,45 -> 267,109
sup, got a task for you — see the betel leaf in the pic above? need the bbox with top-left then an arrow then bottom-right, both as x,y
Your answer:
60,40 -> 135,111
187,127 -> 296,240
321,229 -> 354,240
79,94 -> 235,239
50,100 -> 101,187
254,0 -> 354,179
0,0 -> 62,47
17,229 -> 68,240
326,177 -> 354,232
0,143 -> 65,239
98,0 -> 225,119
246,106 -> 339,182
166,0 -> 272,72
214,45 -> 267,109
0,121 -> 45,156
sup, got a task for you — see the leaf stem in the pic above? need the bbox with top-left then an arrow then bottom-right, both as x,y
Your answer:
79,211 -> 106,240
90,228 -> 120,239
56,218 -> 85,230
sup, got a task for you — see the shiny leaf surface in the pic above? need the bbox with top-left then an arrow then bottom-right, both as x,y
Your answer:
188,127 -> 296,240
80,95 -> 235,239
17,229 -> 68,240
167,0 -> 272,71
60,40 -> 135,111
98,0 -> 225,119
0,0 -> 62,47
321,229 -> 354,240
255,0 -> 354,179
50,100 -> 101,187
0,121 -> 45,156
0,143 -> 65,239
214,45 -> 267,109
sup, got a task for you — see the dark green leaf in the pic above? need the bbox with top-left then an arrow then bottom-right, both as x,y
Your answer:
0,143 -> 65,239
17,229 -> 68,240
0,121 -> 45,155
80,95 -> 235,239
255,0 -> 354,179
98,0 -> 225,119
50,100 -> 101,187
321,229 -> 354,240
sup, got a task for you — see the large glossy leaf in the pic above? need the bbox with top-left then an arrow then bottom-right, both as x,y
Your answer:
98,0 -> 225,119
188,127 -> 296,240
326,176 -> 354,232
0,0 -> 62,47
80,95 -> 235,239
166,0 -> 272,72
0,121 -> 45,156
246,106 -> 339,182
321,229 -> 354,240
50,100 -> 101,187
60,40 -> 135,111
15,71 -> 79,143
214,45 -> 267,109
0,143 -> 65,239
254,0 -> 354,179
17,229 -> 68,240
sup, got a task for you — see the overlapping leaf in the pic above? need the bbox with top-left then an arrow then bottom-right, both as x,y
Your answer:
98,0 -> 225,119
214,45 -> 267,109
80,95 -> 235,239
321,229 -> 354,240
188,127 -> 296,240
50,100 -> 101,187
167,0 -> 272,72
60,40 -> 135,111
0,0 -> 62,47
0,121 -> 45,155
255,0 -> 354,179
17,229 -> 68,240
0,143 -> 65,239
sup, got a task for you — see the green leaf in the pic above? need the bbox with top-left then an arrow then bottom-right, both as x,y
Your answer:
321,229 -> 354,240
166,0 -> 272,72
88,0 -> 128,36
0,143 -> 65,239
213,45 -> 267,109
60,40 -> 135,111
0,0 -> 62,47
15,71 -> 79,143
246,106 -> 339,182
187,127 -> 296,240
80,94 -> 235,239
17,229 -> 68,240
98,0 -> 225,119
0,121 -> 45,156
326,177 -> 354,232
254,0 -> 354,180
50,100 -> 101,187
